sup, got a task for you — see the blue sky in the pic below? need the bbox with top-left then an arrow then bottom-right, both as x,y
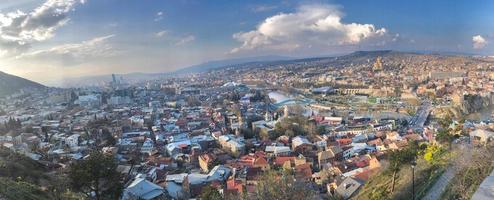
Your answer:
0,0 -> 493,86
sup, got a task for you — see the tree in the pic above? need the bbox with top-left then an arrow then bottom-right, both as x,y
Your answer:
423,144 -> 445,165
200,185 -> 222,200
435,129 -> 456,150
252,171 -> 317,200
368,186 -> 390,200
388,142 -> 418,193
68,151 -> 123,200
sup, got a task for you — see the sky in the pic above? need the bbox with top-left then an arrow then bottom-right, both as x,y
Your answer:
0,0 -> 493,86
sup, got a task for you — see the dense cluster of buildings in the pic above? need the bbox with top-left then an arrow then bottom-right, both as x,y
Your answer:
1,52 -> 494,199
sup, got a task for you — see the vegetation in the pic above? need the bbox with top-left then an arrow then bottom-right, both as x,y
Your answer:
0,117 -> 22,132
249,170 -> 318,200
199,185 -> 222,200
0,148 -> 49,184
0,177 -> 50,200
388,141 -> 420,192
0,147 -> 83,199
272,115 -> 322,140
435,115 -> 460,149
355,141 -> 448,200
68,151 -> 123,200
423,144 -> 447,165
440,147 -> 494,200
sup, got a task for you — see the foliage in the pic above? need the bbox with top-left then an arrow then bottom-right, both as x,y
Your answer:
389,141 -> 419,171
368,186 -> 390,200
0,148 -> 48,184
68,151 -> 123,200
435,129 -> 457,149
200,185 -> 222,200
250,170 -> 318,200
1,117 -> 22,131
0,177 -> 50,200
388,141 -> 419,192
273,116 -> 321,140
423,144 -> 446,165
441,148 -> 494,200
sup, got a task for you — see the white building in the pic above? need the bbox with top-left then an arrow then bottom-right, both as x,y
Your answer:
65,134 -> 80,148
109,96 -> 132,105
141,138 -> 154,154
76,94 -> 102,108
122,174 -> 165,200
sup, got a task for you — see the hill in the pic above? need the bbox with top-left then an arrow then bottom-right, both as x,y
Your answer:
0,71 -> 45,97
174,55 -> 293,74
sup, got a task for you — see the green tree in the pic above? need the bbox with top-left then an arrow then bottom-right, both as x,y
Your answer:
68,151 -> 123,200
200,185 -> 222,200
436,129 -> 456,150
388,142 -> 418,193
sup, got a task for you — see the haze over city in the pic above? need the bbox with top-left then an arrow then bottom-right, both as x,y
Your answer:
0,0 -> 493,86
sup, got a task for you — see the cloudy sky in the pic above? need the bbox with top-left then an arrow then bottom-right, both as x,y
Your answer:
0,0 -> 493,86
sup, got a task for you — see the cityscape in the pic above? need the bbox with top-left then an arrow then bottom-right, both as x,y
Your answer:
1,1 -> 494,200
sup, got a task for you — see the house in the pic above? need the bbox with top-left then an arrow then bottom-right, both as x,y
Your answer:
335,177 -> 362,199
317,146 -> 343,167
265,145 -> 291,156
292,136 -> 312,153
198,153 -> 216,172
226,178 -> 244,196
141,138 -> 154,154
238,153 -> 270,171
274,156 -> 296,169
122,174 -> 165,200
218,135 -> 245,155
470,129 -> 494,145
295,163 -> 313,181
65,134 -> 80,148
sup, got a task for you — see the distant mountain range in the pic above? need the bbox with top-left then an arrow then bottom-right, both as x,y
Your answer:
60,55 -> 294,87
55,50 -> 485,87
174,55 -> 293,74
0,71 -> 46,97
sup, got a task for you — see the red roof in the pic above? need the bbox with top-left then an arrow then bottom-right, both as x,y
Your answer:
226,178 -> 243,194
254,157 -> 268,166
274,156 -> 296,166
295,163 -> 312,179
336,138 -> 352,145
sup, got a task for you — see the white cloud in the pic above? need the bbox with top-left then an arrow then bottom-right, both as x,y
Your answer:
473,35 -> 487,49
0,0 -> 85,57
231,4 -> 389,54
175,35 -> 195,46
16,34 -> 117,66
154,11 -> 164,22
155,30 -> 168,38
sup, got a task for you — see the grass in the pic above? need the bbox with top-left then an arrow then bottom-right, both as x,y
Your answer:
0,177 -> 50,200
439,147 -> 494,200
354,157 -> 446,200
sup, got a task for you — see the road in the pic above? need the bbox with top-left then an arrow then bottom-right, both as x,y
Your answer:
409,100 -> 432,132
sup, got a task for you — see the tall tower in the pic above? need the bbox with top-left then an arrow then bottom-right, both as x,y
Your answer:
112,74 -> 117,84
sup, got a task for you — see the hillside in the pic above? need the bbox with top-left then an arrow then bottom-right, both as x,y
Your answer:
174,55 -> 293,74
0,71 -> 45,97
